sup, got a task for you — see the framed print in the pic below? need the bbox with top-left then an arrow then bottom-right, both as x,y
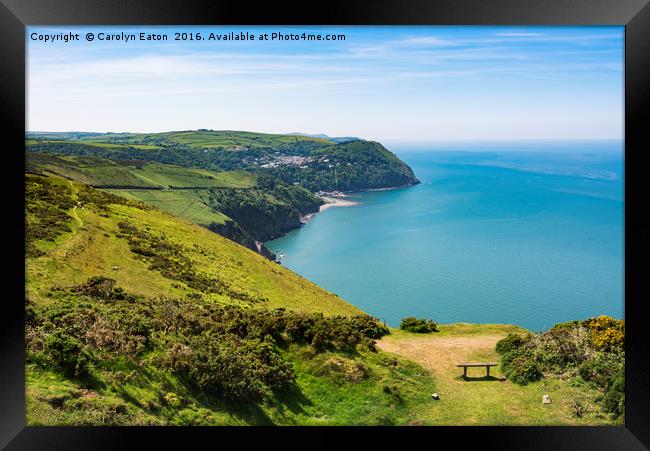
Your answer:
1,0 -> 649,448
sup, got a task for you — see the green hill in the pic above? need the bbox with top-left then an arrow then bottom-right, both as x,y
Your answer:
26,129 -> 420,192
25,173 -> 442,425
26,153 -> 323,258
26,152 -> 257,189
25,173 -> 624,426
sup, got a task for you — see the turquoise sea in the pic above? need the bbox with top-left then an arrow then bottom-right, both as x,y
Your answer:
267,141 -> 624,331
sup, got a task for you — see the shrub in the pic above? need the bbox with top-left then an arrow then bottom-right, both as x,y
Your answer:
44,331 -> 92,378
399,317 -> 438,333
349,315 -> 390,339
602,368 -> 625,418
578,351 -> 624,390
72,276 -> 116,298
582,316 -> 624,352
495,333 -> 529,355
310,356 -> 369,383
500,349 -> 542,385
572,399 -> 586,418
533,325 -> 593,371
29,281 -> 398,406
164,333 -> 295,402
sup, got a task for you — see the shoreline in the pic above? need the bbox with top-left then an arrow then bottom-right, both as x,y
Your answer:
298,192 -> 360,224
318,195 -> 359,212
273,182 -> 418,259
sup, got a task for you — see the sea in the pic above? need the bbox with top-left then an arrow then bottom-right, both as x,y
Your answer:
267,141 -> 624,331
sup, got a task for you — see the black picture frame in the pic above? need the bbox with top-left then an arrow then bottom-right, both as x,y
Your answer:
2,0 -> 648,449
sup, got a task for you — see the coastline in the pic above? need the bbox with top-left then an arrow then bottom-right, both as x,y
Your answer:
299,193 -> 359,224
298,181 -> 418,224
274,182 -> 419,259
318,195 -> 359,211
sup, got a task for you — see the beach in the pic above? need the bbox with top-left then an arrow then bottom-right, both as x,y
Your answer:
319,196 -> 359,212
300,194 -> 359,223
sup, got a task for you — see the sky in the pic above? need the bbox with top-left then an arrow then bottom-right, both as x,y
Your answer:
27,26 -> 624,143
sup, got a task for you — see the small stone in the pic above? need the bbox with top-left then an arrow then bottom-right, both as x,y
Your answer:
431,393 -> 440,400
112,266 -> 119,270
543,395 -> 551,404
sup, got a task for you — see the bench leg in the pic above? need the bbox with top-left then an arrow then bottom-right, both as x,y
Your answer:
463,367 -> 467,377
487,366 -> 490,377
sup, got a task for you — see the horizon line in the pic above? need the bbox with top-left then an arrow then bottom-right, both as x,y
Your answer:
25,130 -> 624,142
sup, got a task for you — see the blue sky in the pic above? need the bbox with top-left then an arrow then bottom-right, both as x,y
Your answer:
27,26 -> 624,143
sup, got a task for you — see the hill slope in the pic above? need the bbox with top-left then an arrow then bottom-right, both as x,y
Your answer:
25,173 -> 441,425
26,153 -> 325,258
26,129 -> 420,192
25,173 -> 352,313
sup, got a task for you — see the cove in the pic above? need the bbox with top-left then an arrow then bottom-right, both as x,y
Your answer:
267,142 -> 624,331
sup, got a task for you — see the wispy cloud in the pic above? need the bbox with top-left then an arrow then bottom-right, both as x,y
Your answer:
391,36 -> 458,46
494,32 -> 546,37
26,26 -> 624,140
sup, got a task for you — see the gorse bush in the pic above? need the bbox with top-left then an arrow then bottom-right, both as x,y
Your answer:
602,368 -> 625,418
533,326 -> 593,371
496,316 -> 625,417
399,317 -> 438,333
578,350 -> 624,391
164,333 -> 295,401
44,331 -> 92,378
582,316 -> 624,352
500,349 -> 543,385
495,333 -> 530,355
27,278 -> 389,403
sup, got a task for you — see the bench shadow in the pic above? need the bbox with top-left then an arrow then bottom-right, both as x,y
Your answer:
460,375 -> 501,382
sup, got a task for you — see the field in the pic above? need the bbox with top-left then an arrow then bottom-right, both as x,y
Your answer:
377,325 -> 621,425
28,130 -> 335,150
103,189 -> 229,226
26,153 -> 256,189
26,152 -> 263,229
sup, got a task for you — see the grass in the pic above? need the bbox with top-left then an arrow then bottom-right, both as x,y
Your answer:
377,325 -> 622,425
26,345 -> 437,426
25,173 -> 621,426
26,139 -> 161,150
27,153 -> 259,228
26,175 -> 361,316
26,173 -> 438,426
103,189 -> 229,226
27,153 -> 257,189
29,130 -> 336,149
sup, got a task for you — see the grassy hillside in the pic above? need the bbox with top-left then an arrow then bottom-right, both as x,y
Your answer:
25,173 -> 444,425
30,129 -> 334,149
26,129 -> 420,192
26,153 -> 322,257
25,173 -> 351,313
26,153 -> 256,189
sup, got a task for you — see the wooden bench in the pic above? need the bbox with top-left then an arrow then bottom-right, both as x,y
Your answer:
457,362 -> 497,377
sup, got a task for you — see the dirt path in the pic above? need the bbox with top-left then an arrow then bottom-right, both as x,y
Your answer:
50,182 -> 85,259
69,181 -> 83,229
378,333 -> 505,381
377,330 -> 509,424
